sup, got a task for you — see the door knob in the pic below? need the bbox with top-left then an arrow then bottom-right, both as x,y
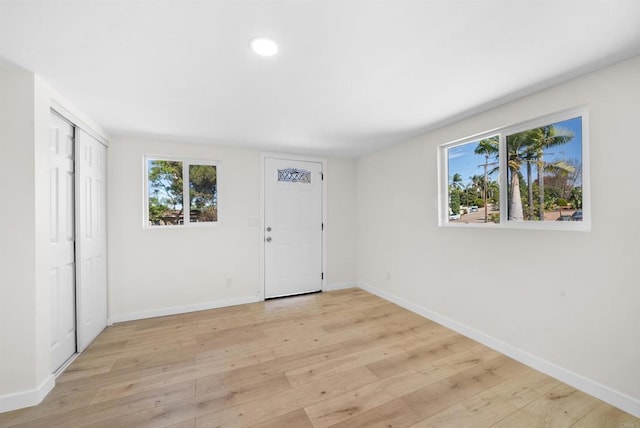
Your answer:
265,236 -> 272,242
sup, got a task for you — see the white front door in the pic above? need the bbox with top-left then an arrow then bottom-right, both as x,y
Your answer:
75,129 -> 108,351
264,158 -> 323,298
50,111 -> 76,372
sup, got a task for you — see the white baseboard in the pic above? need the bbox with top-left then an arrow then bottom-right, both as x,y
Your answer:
324,282 -> 359,291
0,374 -> 55,414
357,282 -> 640,418
108,295 -> 261,324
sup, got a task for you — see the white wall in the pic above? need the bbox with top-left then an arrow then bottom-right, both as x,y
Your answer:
0,69 -> 109,412
357,56 -> 640,415
0,72 -> 61,409
0,71 -> 42,401
107,138 -> 357,321
108,138 -> 261,320
326,157 -> 357,287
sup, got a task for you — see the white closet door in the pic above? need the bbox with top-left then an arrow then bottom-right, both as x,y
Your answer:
75,129 -> 107,351
50,112 -> 77,372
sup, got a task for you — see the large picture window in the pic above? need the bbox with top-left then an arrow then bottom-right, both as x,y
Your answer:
145,157 -> 218,227
439,107 -> 589,230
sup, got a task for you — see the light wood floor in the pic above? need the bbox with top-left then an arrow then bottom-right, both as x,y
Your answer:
1,288 -> 638,428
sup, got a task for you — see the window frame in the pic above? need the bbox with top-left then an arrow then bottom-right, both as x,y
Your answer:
438,106 -> 590,231
143,155 -> 221,228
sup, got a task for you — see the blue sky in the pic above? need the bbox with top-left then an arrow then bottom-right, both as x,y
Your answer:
448,117 -> 582,187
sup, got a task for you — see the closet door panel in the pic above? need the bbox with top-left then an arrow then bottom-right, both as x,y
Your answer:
50,111 -> 77,372
75,129 -> 107,351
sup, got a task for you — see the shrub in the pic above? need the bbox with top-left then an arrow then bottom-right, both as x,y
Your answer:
450,192 -> 461,215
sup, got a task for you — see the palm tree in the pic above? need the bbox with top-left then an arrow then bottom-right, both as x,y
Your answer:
487,180 -> 499,203
507,125 -> 574,220
529,126 -> 574,220
450,173 -> 464,191
470,174 -> 483,192
462,183 -> 477,206
475,136 -> 499,222
514,131 -> 540,219
506,132 -> 533,220
543,160 -> 576,205
546,158 -> 580,200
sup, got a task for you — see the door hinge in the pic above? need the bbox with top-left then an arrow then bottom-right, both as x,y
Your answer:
321,222 -> 324,231
320,172 -> 324,180
321,272 -> 324,280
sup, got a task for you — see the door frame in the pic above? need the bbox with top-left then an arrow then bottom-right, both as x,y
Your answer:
259,153 -> 327,301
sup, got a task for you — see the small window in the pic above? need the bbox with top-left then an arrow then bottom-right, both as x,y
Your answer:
146,157 -> 218,227
278,168 -> 312,183
439,107 -> 589,230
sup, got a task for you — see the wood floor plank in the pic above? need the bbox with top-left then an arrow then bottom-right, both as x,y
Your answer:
248,408 -> 314,428
196,344 -> 346,395
366,332 -> 477,380
88,373 -> 292,428
328,398 -> 422,428
0,289 -> 637,428
337,315 -> 444,354
194,366 -> 379,428
491,383 -> 601,427
486,367 -> 561,410
110,347 -> 197,374
195,347 -> 275,373
411,389 -> 519,428
402,355 -> 526,420
572,401 -> 640,428
269,328 -> 361,359
304,369 -> 441,427
284,329 -> 451,388
195,322 -> 334,365
167,420 -> 196,428
2,380 -> 196,428
427,344 -> 503,378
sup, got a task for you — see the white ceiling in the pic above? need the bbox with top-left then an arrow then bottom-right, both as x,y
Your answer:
2,1 -> 640,158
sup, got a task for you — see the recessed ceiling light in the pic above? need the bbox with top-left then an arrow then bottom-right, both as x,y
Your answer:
250,37 -> 279,57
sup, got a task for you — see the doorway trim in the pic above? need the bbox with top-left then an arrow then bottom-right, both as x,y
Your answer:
259,153 -> 327,301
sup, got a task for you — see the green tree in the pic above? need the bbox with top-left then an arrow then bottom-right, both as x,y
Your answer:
148,196 -> 168,225
546,158 -> 580,202
450,173 -> 464,191
189,165 -> 217,221
450,190 -> 461,216
470,174 -> 483,194
449,173 -> 464,216
487,180 -> 499,204
528,126 -> 574,220
570,187 -> 583,209
506,133 -> 528,220
507,125 -> 574,220
148,160 -> 183,224
522,132 -> 540,219
475,136 -> 499,222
